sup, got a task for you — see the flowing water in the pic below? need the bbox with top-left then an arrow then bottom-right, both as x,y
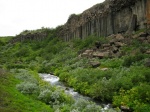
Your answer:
39,73 -> 113,111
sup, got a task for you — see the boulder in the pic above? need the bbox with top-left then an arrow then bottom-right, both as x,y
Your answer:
137,37 -> 147,42
109,39 -> 117,45
107,34 -> 116,39
145,59 -> 150,67
90,61 -> 100,68
84,49 -> 93,54
102,47 -> 110,52
114,51 -> 122,58
102,44 -> 110,48
145,50 -> 150,54
116,34 -> 124,41
112,46 -> 119,53
139,32 -> 148,37
120,106 -> 131,112
100,68 -> 108,71
93,52 -> 105,58
114,42 -> 125,47
95,41 -> 101,49
81,49 -> 93,57
82,52 -> 89,57
133,32 -> 147,38
93,52 -> 110,58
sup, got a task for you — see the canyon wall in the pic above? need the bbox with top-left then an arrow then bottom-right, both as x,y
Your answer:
10,29 -> 50,43
10,0 -> 149,43
58,0 -> 149,41
146,0 -> 150,24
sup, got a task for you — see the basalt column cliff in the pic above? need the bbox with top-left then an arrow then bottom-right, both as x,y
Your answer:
59,0 -> 149,41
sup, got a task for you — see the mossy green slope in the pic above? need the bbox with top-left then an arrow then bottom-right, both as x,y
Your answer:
0,69 -> 53,112
0,28 -> 150,111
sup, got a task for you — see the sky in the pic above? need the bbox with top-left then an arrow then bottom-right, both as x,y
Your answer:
0,0 -> 105,36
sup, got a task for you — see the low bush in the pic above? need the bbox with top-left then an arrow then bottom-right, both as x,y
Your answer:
101,58 -> 123,68
113,84 -> 150,112
0,69 -> 54,112
122,54 -> 145,67
38,89 -> 53,104
71,98 -> 102,112
16,81 -> 39,94
72,35 -> 107,50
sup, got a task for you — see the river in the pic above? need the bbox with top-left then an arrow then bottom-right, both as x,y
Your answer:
39,73 -> 114,111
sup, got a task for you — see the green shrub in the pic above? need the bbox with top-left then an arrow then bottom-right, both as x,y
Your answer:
122,54 -> 145,67
0,40 -> 5,46
38,89 -> 53,104
15,69 -> 38,84
90,79 -> 115,101
101,58 -> 123,68
15,47 -> 31,57
71,98 -> 102,112
38,88 -> 74,106
16,82 -> 39,94
72,36 -> 107,50
113,84 -> 150,111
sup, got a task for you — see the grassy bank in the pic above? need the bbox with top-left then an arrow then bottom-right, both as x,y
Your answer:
0,29 -> 150,111
0,68 -> 53,112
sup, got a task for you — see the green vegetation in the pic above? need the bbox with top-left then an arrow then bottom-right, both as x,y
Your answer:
0,36 -> 13,46
0,69 -> 53,112
0,28 -> 150,111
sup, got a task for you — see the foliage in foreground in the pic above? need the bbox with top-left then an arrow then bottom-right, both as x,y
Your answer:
0,68 -> 53,112
0,29 -> 150,111
12,69 -> 106,112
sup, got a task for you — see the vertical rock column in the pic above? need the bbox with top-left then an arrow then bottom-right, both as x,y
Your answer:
147,0 -> 150,27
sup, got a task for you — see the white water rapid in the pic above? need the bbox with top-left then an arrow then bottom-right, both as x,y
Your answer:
39,73 -> 114,111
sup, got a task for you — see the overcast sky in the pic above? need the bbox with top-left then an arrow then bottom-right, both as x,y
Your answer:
0,0 -> 105,36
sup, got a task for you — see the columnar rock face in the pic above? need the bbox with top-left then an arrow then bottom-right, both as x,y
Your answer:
59,0 -> 149,41
146,0 -> 150,24
10,30 -> 49,43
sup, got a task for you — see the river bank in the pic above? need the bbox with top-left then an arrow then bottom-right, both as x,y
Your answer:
39,73 -> 115,111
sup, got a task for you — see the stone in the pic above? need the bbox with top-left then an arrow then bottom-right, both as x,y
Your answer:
100,68 -> 108,71
114,52 -> 122,58
115,34 -> 124,41
102,47 -> 110,52
90,61 -> 100,68
145,50 -> 150,54
107,34 -> 116,39
82,52 -> 89,57
139,32 -> 148,37
133,32 -> 147,39
93,52 -> 104,58
120,106 -> 131,112
114,42 -> 124,47
103,52 -> 110,57
95,41 -> 101,49
81,49 -> 94,57
109,38 -> 117,45
144,59 -> 150,67
112,46 -> 119,53
93,51 -> 110,58
84,49 -> 93,54
102,44 -> 110,48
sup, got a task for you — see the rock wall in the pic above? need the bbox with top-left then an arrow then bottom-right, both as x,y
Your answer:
59,0 -> 148,41
146,0 -> 150,25
10,29 -> 49,44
